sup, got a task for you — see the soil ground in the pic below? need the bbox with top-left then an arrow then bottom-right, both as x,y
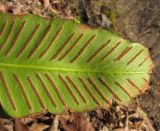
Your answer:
0,0 -> 159,130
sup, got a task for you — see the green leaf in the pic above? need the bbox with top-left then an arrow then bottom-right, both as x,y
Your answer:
0,13 -> 153,118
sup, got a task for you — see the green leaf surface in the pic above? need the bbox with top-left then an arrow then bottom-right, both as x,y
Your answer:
0,13 -> 153,117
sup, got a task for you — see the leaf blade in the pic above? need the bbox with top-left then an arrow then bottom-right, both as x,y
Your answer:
0,13 -> 153,117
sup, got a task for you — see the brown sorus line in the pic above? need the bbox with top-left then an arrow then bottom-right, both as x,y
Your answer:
148,66 -> 153,73
87,41 -> 110,63
127,49 -> 144,65
98,77 -> 122,102
16,24 -> 40,58
45,73 -> 66,106
79,77 -> 100,105
143,78 -> 148,83
149,63 -> 154,68
70,35 -> 96,63
0,21 -> 15,51
115,46 -> 132,61
100,41 -> 121,62
115,81 -> 132,99
58,75 -> 79,105
138,56 -> 149,66
0,71 -> 16,110
50,33 -> 75,61
66,76 -> 87,103
87,77 -> 110,103
127,79 -> 143,93
28,24 -> 52,59
13,73 -> 32,110
58,33 -> 83,61
39,27 -> 63,59
0,22 -> 6,36
35,73 -> 57,107
143,78 -> 149,90
5,21 -> 26,56
143,78 -> 150,91
27,76 -> 45,109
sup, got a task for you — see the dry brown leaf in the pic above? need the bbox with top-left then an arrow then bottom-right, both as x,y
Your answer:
0,125 -> 8,131
59,114 -> 95,131
29,121 -> 49,131
14,119 -> 29,131
49,115 -> 59,131
113,128 -> 127,131
59,116 -> 73,131
100,126 -> 109,131
43,0 -> 50,8
81,119 -> 95,131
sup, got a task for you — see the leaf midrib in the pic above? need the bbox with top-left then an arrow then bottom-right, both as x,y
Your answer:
0,63 -> 148,74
